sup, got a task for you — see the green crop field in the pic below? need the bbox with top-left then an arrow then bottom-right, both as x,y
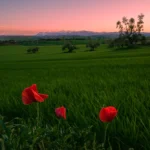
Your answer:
0,44 -> 150,150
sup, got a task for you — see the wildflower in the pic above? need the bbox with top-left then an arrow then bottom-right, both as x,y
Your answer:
22,84 -> 48,105
99,106 -> 118,122
55,106 -> 66,119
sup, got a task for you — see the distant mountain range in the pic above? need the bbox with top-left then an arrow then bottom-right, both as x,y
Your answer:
36,30 -> 119,37
35,30 -> 150,37
0,31 -> 150,41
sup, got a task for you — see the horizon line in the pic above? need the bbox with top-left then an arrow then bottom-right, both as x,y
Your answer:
1,30 -> 150,36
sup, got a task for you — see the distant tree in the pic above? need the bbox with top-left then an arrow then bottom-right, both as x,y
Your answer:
27,47 -> 39,54
27,48 -> 32,53
32,47 -> 39,53
86,38 -> 100,51
140,35 -> 147,45
114,13 -> 146,48
145,37 -> 150,46
62,41 -> 77,53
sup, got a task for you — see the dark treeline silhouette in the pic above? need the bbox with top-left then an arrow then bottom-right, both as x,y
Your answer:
0,40 -> 17,46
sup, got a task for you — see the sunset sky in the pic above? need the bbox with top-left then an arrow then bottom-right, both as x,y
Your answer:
0,0 -> 150,35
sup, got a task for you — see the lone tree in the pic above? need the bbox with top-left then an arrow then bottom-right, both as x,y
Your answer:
86,38 -> 100,51
110,13 -> 146,48
32,47 -> 39,53
27,47 -> 39,54
62,41 -> 77,53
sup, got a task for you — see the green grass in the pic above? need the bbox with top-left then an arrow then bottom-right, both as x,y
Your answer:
0,44 -> 150,150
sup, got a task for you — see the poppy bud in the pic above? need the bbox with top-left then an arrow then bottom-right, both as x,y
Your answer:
99,106 -> 118,122
55,106 -> 66,119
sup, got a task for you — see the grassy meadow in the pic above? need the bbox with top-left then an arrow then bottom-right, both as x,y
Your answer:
0,44 -> 150,150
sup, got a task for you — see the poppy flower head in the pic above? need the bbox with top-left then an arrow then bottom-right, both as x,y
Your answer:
55,106 -> 66,119
99,106 -> 118,122
22,84 -> 48,105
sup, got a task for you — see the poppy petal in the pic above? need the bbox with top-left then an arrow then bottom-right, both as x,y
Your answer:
22,87 -> 35,105
31,90 -> 48,102
99,108 -> 108,122
31,90 -> 45,102
39,93 -> 49,99
62,107 -> 66,119
30,84 -> 38,92
22,84 -> 48,105
106,107 -> 118,121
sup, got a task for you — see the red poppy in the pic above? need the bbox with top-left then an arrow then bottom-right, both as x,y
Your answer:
55,106 -> 66,119
22,84 -> 48,105
99,106 -> 118,122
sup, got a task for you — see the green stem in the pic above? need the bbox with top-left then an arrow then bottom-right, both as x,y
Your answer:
37,103 -> 40,126
103,124 -> 109,146
0,138 -> 5,150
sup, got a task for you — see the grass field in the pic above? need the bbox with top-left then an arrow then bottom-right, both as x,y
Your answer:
0,44 -> 150,150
